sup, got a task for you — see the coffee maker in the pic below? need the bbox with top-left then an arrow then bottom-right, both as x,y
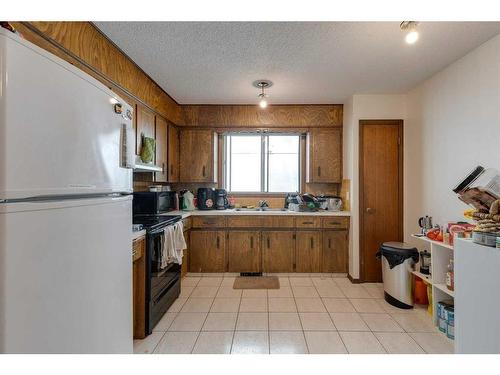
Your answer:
197,188 -> 215,210
214,189 -> 229,210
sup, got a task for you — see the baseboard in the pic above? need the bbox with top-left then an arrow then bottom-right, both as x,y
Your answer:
347,274 -> 362,284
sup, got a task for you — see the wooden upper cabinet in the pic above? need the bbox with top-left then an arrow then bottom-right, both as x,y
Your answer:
306,128 -> 342,183
179,129 -> 218,183
262,231 -> 295,273
322,230 -> 348,273
295,231 -> 321,273
168,124 -> 180,182
227,231 -> 261,273
189,230 -> 226,273
136,104 -> 155,156
154,116 -> 168,182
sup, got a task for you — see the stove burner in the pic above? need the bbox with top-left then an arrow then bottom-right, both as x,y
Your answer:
133,215 -> 182,232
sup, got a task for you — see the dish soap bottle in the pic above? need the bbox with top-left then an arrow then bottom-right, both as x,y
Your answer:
446,259 -> 454,291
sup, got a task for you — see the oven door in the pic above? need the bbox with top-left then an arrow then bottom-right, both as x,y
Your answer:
148,231 -> 180,298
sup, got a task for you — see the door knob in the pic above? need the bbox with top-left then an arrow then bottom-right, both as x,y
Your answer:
366,207 -> 374,213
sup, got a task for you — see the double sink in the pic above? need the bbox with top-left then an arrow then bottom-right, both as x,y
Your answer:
234,207 -> 287,212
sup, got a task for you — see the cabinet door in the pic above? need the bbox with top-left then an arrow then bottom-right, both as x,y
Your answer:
308,129 -> 341,183
322,230 -> 348,273
295,231 -> 321,273
168,124 -> 180,182
154,116 -> 168,182
189,230 -> 225,273
262,231 -> 295,273
179,129 -> 217,182
136,105 -> 155,156
227,231 -> 261,273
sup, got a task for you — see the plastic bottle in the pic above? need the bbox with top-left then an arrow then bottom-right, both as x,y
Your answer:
446,259 -> 454,291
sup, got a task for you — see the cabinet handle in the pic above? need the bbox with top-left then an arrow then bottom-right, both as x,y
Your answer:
328,222 -> 340,226
318,166 -> 321,177
267,237 -> 270,248
162,162 -> 165,173
302,221 -> 314,225
202,166 -> 206,177
328,238 -> 331,248
250,236 -> 254,249
310,237 -> 314,248
216,237 -> 220,249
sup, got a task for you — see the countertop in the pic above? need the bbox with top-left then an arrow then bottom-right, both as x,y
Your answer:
132,229 -> 146,241
164,209 -> 351,219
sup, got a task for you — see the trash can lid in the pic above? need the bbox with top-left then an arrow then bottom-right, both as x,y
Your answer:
380,242 -> 418,257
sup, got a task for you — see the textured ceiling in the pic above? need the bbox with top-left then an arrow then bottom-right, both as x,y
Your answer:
95,22 -> 500,104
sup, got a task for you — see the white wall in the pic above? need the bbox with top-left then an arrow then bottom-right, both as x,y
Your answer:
343,94 -> 407,279
345,33 -> 500,280
405,34 -> 500,239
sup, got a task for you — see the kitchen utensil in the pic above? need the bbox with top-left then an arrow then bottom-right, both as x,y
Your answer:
418,215 -> 433,234
419,250 -> 431,275
197,188 -> 215,210
182,190 -> 195,211
214,189 -> 229,210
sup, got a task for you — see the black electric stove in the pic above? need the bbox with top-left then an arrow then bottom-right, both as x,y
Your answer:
133,214 -> 182,232
132,214 -> 183,335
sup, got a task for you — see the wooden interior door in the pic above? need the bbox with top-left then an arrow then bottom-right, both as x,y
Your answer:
262,231 -> 295,273
360,120 -> 403,282
227,231 -> 261,273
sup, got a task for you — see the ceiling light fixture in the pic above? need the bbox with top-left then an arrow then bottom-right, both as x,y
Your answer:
400,21 -> 419,44
253,80 -> 273,109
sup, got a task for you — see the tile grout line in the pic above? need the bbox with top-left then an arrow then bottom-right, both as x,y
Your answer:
291,277 -> 309,354
229,281 -> 243,354
189,278 -> 222,353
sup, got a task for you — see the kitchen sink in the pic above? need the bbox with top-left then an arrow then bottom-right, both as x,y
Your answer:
234,207 -> 287,212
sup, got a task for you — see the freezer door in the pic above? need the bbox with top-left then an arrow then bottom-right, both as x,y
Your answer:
0,30 -> 133,200
0,196 -> 133,353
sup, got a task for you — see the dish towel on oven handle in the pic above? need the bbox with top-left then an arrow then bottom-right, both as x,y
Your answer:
161,221 -> 187,266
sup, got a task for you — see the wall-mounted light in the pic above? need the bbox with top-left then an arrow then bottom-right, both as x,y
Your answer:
253,80 -> 273,109
400,21 -> 419,44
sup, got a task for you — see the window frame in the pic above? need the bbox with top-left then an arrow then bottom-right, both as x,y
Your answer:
222,132 -> 302,194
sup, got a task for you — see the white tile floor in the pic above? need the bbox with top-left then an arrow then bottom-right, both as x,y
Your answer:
134,274 -> 454,354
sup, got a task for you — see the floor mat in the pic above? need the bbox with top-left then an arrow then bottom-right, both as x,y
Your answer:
233,276 -> 280,289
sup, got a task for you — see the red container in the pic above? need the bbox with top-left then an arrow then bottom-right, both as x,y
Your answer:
414,277 -> 429,305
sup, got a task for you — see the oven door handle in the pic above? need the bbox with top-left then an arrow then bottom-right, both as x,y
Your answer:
149,227 -> 167,235
152,277 -> 179,305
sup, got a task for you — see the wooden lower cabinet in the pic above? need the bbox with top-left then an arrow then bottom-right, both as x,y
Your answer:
181,230 -> 190,278
189,230 -> 225,273
322,230 -> 348,273
133,237 -> 146,339
186,217 -> 350,274
262,231 -> 295,273
295,231 -> 321,273
227,231 -> 261,273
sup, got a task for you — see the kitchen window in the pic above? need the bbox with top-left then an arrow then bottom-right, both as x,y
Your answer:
223,133 -> 301,193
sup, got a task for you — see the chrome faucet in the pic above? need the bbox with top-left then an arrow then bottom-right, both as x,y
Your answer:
258,200 -> 269,208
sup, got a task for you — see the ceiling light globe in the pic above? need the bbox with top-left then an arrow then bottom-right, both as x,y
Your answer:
405,30 -> 419,44
259,98 -> 268,109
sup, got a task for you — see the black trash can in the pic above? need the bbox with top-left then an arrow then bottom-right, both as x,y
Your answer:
376,242 -> 419,309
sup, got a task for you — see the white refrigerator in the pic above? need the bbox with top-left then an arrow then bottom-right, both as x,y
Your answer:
0,29 -> 135,353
